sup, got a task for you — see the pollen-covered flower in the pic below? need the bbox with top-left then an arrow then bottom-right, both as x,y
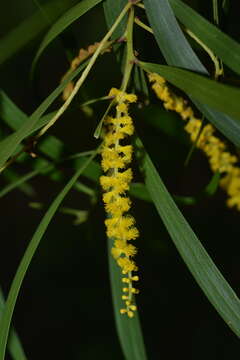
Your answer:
148,73 -> 240,210
100,88 -> 139,317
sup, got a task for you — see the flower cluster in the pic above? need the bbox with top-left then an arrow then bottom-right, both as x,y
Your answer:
100,88 -> 139,317
148,73 -> 240,209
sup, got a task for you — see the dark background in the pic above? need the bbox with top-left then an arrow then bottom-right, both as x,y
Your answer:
0,0 -> 240,359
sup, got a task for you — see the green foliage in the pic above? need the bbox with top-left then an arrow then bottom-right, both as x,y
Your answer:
139,138 -> 240,338
108,237 -> 147,360
169,0 -> 240,75
103,0 -> 127,39
0,150 -> 98,360
1,0 -> 240,358
32,0 -> 103,72
0,290 -> 27,360
0,61 -> 88,168
143,0 -> 240,147
0,0 -> 77,66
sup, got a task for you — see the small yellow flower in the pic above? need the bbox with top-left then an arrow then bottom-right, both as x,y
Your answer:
120,309 -> 127,314
127,311 -> 134,318
117,257 -> 138,273
117,103 -> 128,113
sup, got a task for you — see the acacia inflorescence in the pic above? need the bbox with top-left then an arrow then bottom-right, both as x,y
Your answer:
149,73 -> 240,210
100,88 -> 139,318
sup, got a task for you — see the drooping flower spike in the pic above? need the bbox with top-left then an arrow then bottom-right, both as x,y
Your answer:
100,88 -> 139,317
148,73 -> 240,210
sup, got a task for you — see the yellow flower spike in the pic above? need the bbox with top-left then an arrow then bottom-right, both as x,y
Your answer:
148,72 -> 240,212
100,87 -> 139,317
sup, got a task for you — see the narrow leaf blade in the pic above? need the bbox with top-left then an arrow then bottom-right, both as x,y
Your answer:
0,289 -> 27,360
103,0 -> 127,40
32,0 -> 103,70
0,151 -> 98,360
139,62 -> 240,123
0,60 -> 87,169
169,0 -> 240,75
139,138 -> 240,338
0,0 -> 75,65
108,238 -> 147,360
143,0 -> 240,147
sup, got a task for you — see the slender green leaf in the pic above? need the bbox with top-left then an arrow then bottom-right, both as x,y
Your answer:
169,0 -> 240,75
0,289 -> 27,360
0,93 -> 101,188
0,149 -> 98,360
143,0 -> 205,71
0,169 -> 45,199
204,171 -> 220,196
0,150 -> 100,199
1,169 -> 37,198
133,66 -> 149,99
140,61 -> 240,122
0,0 -> 76,66
103,0 -> 127,40
0,92 -> 27,130
0,60 -> 87,169
174,172 -> 220,206
173,195 -> 196,205
0,91 -> 56,134
32,0 -> 103,70
222,0 -> 230,13
143,0 -> 240,147
108,238 -> 147,360
138,138 -> 240,338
